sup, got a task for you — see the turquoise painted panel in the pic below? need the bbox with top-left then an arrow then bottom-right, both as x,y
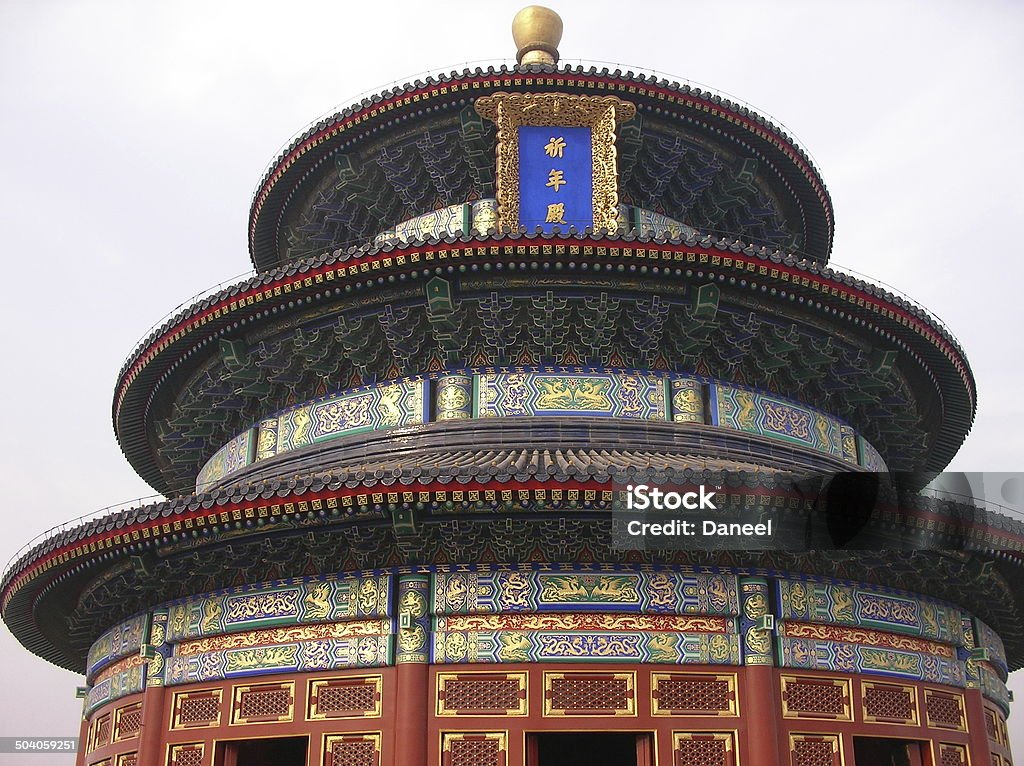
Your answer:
165,574 -> 391,642
86,614 -> 148,679
974,617 -> 1008,676
163,635 -> 392,685
255,379 -> 426,461
432,627 -> 740,665
980,662 -> 1011,714
374,203 -> 467,244
776,578 -> 964,643
84,663 -> 145,716
196,428 -> 254,491
476,371 -> 667,419
433,568 -> 739,617
858,434 -> 888,471
777,635 -> 964,686
711,383 -> 844,457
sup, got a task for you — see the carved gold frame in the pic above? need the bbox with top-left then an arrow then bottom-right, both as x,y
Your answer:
323,733 -> 382,766
436,671 -> 529,717
652,672 -> 739,717
229,681 -> 295,725
923,687 -> 967,731
541,671 -> 636,717
170,688 -> 223,730
860,680 -> 920,725
475,92 -> 636,233
307,674 -> 383,720
779,674 -> 853,721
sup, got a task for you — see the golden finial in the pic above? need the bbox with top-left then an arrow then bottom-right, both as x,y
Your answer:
512,6 -> 563,66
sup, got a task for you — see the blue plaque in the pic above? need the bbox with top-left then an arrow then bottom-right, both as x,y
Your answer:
518,126 -> 592,232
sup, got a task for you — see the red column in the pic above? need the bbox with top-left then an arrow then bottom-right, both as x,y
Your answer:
739,577 -> 782,766
394,663 -> 429,766
394,574 -> 431,766
136,684 -> 167,763
74,714 -> 89,766
964,688 -> 994,765
742,665 -> 783,766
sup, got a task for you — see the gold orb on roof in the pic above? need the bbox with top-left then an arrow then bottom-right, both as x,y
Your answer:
512,5 -> 563,65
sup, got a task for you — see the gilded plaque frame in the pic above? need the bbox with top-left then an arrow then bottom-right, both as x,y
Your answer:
475,92 -> 636,233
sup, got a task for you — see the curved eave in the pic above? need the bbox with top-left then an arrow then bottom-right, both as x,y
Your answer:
113,232 -> 976,496
3,473 -> 1023,673
247,63 -> 834,271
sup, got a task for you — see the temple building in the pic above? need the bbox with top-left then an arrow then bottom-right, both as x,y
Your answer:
2,6 -> 1020,766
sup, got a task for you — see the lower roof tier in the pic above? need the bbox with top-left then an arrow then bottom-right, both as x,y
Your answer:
114,234 -> 975,496
3,466 -> 1023,675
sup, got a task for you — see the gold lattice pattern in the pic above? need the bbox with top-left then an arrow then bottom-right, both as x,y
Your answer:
863,683 -> 916,722
116,753 -> 138,766
654,675 -> 735,715
546,674 -> 633,714
790,736 -> 838,766
782,678 -> 849,719
174,691 -> 221,727
439,674 -> 526,715
449,739 -> 502,766
315,682 -> 378,717
329,739 -> 377,766
92,713 -> 112,751
232,682 -> 294,724
985,708 -> 999,742
939,744 -> 967,766
675,735 -> 732,766
169,744 -> 204,766
926,691 -> 965,730
115,704 -> 143,740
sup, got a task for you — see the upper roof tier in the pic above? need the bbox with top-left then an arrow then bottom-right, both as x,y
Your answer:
247,63 -> 834,272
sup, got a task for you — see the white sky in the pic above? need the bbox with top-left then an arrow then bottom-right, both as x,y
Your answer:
1,1 -> 1022,763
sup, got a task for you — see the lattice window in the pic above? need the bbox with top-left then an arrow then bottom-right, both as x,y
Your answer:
437,673 -> 527,716
172,690 -> 222,729
116,753 -> 138,766
862,682 -> 917,724
91,713 -> 112,751
231,682 -> 294,724
544,672 -> 635,715
984,708 -> 1000,743
781,677 -> 850,720
789,734 -> 840,766
654,674 -> 737,716
323,733 -> 381,766
674,732 -> 735,766
925,690 -> 965,730
168,743 -> 204,766
310,676 -> 382,719
114,703 -> 143,741
938,743 -> 967,766
442,733 -> 506,766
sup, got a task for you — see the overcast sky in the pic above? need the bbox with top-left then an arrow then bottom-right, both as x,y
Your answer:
1,1 -> 1022,763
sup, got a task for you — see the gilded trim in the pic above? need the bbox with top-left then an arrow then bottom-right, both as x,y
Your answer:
860,680 -> 919,725
170,688 -> 223,730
